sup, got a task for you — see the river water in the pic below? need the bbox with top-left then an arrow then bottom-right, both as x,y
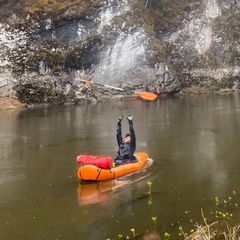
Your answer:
1,93 -> 240,240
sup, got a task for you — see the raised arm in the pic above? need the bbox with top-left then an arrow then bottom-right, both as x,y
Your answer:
127,115 -> 136,154
116,116 -> 123,147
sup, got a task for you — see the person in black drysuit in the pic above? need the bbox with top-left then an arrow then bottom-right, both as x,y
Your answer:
114,115 -> 136,166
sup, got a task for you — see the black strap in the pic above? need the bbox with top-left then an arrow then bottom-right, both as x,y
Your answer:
95,168 -> 102,181
79,166 -> 84,180
111,169 -> 116,179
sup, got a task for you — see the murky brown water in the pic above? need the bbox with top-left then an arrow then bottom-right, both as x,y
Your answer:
1,94 -> 240,240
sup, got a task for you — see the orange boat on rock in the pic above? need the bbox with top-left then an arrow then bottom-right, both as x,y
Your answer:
77,152 -> 149,181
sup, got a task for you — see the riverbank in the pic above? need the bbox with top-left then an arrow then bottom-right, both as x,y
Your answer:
0,87 -> 238,110
0,96 -> 25,110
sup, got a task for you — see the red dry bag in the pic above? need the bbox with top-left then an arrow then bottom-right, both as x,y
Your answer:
77,155 -> 113,169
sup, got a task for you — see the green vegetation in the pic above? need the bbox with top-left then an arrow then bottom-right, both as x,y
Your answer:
151,216 -> 157,232
24,0 -> 103,19
136,0 -> 203,33
10,34 -> 103,75
0,0 -> 103,23
107,184 -> 240,240
0,0 -> 204,32
147,181 -> 153,205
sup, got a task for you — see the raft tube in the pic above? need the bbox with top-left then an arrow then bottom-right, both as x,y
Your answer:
77,152 -> 148,181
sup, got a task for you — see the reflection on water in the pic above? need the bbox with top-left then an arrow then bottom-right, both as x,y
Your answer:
1,94 -> 240,239
78,180 -> 116,206
77,171 -> 152,206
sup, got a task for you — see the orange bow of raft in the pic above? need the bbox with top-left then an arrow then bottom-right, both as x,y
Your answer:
77,152 -> 149,181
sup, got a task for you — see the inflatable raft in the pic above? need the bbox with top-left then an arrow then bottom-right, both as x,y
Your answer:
77,152 -> 149,181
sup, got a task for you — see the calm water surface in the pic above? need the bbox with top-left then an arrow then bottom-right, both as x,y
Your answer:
1,94 -> 240,240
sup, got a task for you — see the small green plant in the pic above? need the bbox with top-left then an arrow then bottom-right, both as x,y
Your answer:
118,233 -> 123,239
164,232 -> 171,239
152,216 -> 157,231
215,196 -> 219,206
130,228 -> 136,238
147,181 -> 153,205
178,226 -> 183,236
148,196 -> 153,205
147,181 -> 152,195
215,210 -> 233,220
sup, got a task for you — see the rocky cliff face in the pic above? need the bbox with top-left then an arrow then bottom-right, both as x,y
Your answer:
0,0 -> 239,105
161,0 -> 240,90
